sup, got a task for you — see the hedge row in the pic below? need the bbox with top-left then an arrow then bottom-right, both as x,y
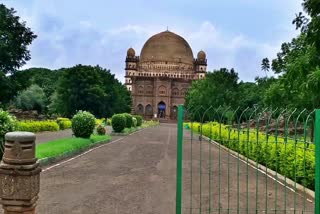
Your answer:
111,114 -> 143,133
16,118 -> 74,132
17,120 -> 60,132
57,118 -> 72,130
15,116 -> 110,133
186,122 -> 315,190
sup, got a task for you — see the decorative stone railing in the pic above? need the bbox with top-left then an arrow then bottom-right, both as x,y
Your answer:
0,132 -> 41,214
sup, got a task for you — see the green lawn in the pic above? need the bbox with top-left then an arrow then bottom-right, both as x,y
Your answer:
36,135 -> 111,159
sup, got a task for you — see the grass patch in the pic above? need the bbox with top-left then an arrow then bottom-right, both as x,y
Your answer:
122,127 -> 138,134
36,134 -> 111,159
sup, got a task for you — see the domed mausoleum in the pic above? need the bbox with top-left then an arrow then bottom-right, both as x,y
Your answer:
125,30 -> 207,120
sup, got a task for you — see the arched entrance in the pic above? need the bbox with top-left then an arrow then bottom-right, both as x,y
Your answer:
158,101 -> 166,118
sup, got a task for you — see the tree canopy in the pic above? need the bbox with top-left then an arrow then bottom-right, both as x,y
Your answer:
51,65 -> 131,118
0,4 -> 37,74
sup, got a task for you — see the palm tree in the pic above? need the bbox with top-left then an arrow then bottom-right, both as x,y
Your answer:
261,58 -> 270,77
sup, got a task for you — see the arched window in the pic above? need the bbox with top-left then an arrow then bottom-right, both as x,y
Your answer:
136,104 -> 144,114
146,86 -> 153,95
181,88 -> 187,96
138,86 -> 144,95
172,88 -> 179,96
145,104 -> 153,116
158,86 -> 166,96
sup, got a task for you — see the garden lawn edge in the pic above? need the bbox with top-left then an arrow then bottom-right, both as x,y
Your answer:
110,124 -> 159,136
199,134 -> 315,200
38,138 -> 111,167
111,127 -> 141,136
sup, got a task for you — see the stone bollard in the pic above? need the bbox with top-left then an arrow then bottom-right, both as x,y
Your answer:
0,132 -> 41,214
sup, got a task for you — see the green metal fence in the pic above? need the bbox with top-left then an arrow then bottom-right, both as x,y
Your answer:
176,105 -> 320,214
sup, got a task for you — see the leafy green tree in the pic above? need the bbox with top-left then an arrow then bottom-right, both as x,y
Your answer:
0,73 -> 13,107
10,68 -> 61,97
185,68 -> 240,121
51,65 -> 131,118
0,4 -> 37,74
0,4 -> 36,107
14,84 -> 46,113
268,34 -> 319,110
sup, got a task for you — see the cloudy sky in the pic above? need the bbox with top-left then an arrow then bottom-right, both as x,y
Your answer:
2,0 -> 302,82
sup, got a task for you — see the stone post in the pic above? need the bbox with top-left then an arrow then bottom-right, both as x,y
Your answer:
0,132 -> 41,214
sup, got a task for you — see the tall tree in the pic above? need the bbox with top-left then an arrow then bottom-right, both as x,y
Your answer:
0,4 -> 37,74
0,4 -> 36,107
185,68 -> 239,113
261,58 -> 270,76
51,65 -> 131,118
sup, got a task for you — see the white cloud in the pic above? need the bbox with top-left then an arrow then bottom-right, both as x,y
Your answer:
8,0 -> 298,84
20,19 -> 293,83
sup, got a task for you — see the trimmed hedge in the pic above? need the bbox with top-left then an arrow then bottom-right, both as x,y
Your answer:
134,115 -> 143,126
112,114 -> 126,133
187,122 -> 315,190
56,118 -> 72,130
72,111 -> 96,138
132,117 -> 137,127
123,113 -> 133,128
17,120 -> 59,132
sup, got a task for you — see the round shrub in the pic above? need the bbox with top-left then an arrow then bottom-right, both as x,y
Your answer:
0,109 -> 17,159
134,115 -> 143,126
72,111 -> 95,138
132,117 -> 137,127
96,124 -> 106,135
112,114 -> 126,133
123,113 -> 133,128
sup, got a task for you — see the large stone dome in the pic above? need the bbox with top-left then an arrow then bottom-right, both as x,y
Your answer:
140,31 -> 194,65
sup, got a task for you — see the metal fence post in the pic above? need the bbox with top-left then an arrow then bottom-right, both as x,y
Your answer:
315,109 -> 320,214
176,105 -> 184,214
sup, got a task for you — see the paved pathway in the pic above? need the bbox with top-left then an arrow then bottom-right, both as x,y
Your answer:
37,124 -> 177,214
0,124 -> 314,214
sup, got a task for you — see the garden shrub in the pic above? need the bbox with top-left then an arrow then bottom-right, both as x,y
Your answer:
17,120 -> 59,132
95,118 -> 104,126
123,113 -> 133,128
56,117 -> 72,130
186,122 -> 316,190
112,114 -> 126,133
14,84 -> 46,113
134,115 -> 143,126
0,110 -> 17,160
107,118 -> 112,126
132,117 -> 137,127
96,124 -> 106,135
72,111 -> 96,138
